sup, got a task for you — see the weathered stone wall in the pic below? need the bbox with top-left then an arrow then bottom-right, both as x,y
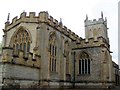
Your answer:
0,63 -> 3,85
1,11 -> 115,88
75,47 -> 102,81
2,63 -> 40,85
39,22 -> 73,82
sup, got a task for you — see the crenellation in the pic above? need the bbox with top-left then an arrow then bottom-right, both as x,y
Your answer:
29,12 -> 36,18
12,16 -> 18,23
74,37 -> 110,49
49,16 -> 53,22
85,38 -> 89,43
17,50 -> 25,65
27,53 -> 34,66
48,18 -> 51,25
76,38 -> 97,48
63,26 -> 67,30
70,32 -> 78,41
74,33 -> 79,40
1,47 -> 40,68
63,30 -> 69,37
94,37 -> 98,42
32,54 -> 40,68
76,35 -> 79,39
5,11 -> 75,34
56,25 -> 61,31
53,19 -> 58,26
85,18 -> 105,26
38,11 -> 48,22
65,28 -> 69,35
71,32 -> 75,36
74,34 -> 78,39
1,47 -> 13,63
47,16 -> 54,26
61,28 -> 64,33
62,26 -> 67,33
67,29 -> 72,34
5,21 -> 10,29
76,37 -> 81,44
20,11 -> 27,18
77,36 -> 81,42
70,31 -> 74,37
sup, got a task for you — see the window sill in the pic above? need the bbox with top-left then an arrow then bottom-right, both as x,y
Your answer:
77,74 -> 91,76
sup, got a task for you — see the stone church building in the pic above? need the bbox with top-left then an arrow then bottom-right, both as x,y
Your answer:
0,11 -> 117,89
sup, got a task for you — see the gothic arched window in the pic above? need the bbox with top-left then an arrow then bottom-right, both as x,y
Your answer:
49,33 -> 57,72
11,28 -> 31,55
79,52 -> 90,75
64,41 -> 70,74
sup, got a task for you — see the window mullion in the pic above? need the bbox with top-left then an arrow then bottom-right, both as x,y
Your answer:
84,59 -> 85,74
87,59 -> 88,74
55,59 -> 56,72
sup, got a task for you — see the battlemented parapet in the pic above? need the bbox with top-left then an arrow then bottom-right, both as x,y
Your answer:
1,47 -> 40,68
73,37 -> 110,51
4,11 -> 81,42
85,18 -> 107,27
84,12 -> 107,27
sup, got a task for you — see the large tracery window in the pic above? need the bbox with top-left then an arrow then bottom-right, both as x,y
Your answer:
64,41 -> 70,74
79,52 -> 90,75
49,33 -> 57,72
11,28 -> 31,55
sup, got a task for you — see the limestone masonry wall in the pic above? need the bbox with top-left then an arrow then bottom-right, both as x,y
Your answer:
1,47 -> 40,69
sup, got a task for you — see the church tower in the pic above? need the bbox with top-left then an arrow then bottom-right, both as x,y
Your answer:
80,12 -> 114,86
84,12 -> 109,44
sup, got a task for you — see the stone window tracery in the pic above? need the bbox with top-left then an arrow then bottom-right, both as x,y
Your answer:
79,52 -> 90,75
49,33 -> 57,72
11,28 -> 31,55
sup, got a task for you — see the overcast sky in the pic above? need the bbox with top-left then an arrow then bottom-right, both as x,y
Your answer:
0,0 -> 118,64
